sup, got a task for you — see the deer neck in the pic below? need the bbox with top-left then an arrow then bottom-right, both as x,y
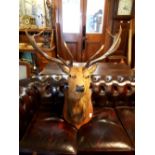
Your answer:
67,89 -> 92,103
63,89 -> 93,129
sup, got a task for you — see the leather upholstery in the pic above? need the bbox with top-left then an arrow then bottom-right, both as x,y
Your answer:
19,71 -> 135,155
77,108 -> 134,152
115,106 -> 135,146
20,107 -> 134,155
20,110 -> 77,155
19,84 -> 41,140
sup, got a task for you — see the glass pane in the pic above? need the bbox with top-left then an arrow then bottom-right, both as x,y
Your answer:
117,0 -> 133,15
62,0 -> 81,33
86,0 -> 105,34
19,0 -> 47,28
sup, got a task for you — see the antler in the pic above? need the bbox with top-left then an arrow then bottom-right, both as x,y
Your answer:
85,44 -> 105,68
85,26 -> 122,68
55,23 -> 73,67
63,42 -> 73,66
25,30 -> 69,67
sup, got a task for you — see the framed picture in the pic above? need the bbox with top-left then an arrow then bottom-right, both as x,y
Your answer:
113,0 -> 135,20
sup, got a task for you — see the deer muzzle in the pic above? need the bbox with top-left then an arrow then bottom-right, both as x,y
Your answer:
76,85 -> 85,93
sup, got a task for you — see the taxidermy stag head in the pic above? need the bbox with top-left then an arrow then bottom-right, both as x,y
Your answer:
25,25 -> 122,129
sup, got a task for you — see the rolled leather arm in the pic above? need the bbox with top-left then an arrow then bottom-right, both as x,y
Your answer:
19,80 -> 41,140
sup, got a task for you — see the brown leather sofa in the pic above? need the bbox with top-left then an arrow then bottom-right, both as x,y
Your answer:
19,63 -> 135,155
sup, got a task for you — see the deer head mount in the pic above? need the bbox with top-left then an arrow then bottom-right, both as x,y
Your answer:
25,25 -> 122,129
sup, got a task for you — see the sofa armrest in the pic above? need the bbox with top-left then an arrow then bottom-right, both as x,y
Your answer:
19,80 -> 41,140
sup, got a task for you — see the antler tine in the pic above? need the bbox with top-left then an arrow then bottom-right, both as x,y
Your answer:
85,26 -> 122,67
55,23 -> 73,67
106,28 -> 115,38
32,30 -> 55,51
57,53 -> 70,66
33,30 -> 44,37
85,44 -> 104,68
63,42 -> 73,66
25,30 -> 68,67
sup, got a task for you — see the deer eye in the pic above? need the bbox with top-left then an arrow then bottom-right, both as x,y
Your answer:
69,74 -> 76,79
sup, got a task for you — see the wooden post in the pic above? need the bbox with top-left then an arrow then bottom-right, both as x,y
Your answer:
127,20 -> 133,67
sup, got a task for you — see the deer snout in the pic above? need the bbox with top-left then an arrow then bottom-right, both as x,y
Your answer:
76,85 -> 85,93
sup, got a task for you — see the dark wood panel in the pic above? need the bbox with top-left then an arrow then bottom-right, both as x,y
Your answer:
82,42 -> 103,62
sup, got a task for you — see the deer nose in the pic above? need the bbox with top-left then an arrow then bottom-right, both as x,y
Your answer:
76,85 -> 85,92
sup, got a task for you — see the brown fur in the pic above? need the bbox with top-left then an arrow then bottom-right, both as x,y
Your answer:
63,65 -> 96,129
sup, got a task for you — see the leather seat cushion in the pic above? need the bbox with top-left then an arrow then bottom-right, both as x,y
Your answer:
20,110 -> 77,155
77,107 -> 134,152
115,106 -> 135,146
20,107 -> 134,154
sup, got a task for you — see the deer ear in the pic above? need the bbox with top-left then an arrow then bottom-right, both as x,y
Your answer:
87,64 -> 97,74
58,64 -> 70,74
